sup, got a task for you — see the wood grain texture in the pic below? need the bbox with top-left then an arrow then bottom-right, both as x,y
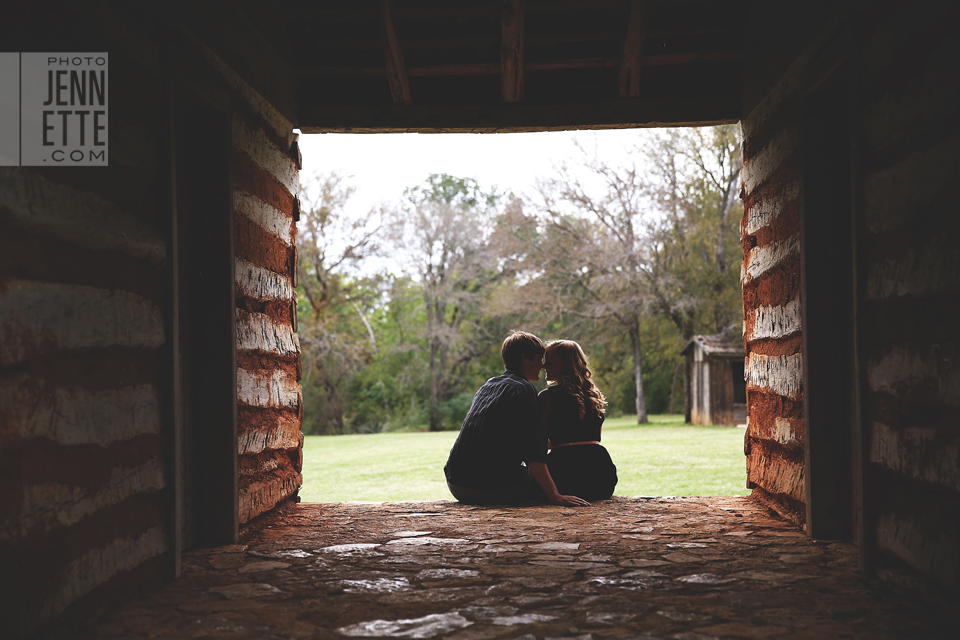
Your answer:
381,0 -> 412,105
0,280 -> 165,367
618,0 -> 647,97
500,0 -> 524,103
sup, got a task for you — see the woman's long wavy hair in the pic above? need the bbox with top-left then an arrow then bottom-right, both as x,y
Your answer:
546,340 -> 606,420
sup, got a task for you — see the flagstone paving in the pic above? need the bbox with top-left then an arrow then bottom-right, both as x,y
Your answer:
62,497 -> 957,639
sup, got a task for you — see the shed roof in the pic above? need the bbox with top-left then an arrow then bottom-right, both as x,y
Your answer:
681,332 -> 743,357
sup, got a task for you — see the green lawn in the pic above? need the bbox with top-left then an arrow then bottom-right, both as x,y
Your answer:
299,414 -> 750,502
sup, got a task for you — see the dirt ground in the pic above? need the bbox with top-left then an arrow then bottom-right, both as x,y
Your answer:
58,497 -> 957,639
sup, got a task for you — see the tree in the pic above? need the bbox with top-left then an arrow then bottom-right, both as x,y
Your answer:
533,144 -> 654,423
530,125 -> 743,423
641,126 -> 743,419
388,174 -> 513,431
296,172 -> 381,434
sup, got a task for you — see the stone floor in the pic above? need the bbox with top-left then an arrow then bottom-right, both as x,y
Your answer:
62,497 -> 957,639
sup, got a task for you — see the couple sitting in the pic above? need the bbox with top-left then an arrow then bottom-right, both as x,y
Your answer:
444,331 -> 618,506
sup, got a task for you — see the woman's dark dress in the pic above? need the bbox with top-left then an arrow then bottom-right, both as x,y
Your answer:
542,386 -> 618,500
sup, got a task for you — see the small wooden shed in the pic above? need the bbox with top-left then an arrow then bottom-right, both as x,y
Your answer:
681,333 -> 746,426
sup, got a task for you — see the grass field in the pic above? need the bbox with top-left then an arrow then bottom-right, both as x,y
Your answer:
299,414 -> 750,503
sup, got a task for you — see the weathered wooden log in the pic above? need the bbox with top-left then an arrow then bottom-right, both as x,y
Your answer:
42,526 -> 167,623
235,259 -> 294,302
741,233 -> 799,285
746,443 -> 805,503
871,421 -> 960,492
744,177 -> 799,235
746,352 -> 803,399
236,309 -> 299,356
748,298 -> 801,341
238,470 -> 302,523
747,415 -> 804,453
0,170 -> 166,262
234,190 -> 294,247
16,459 -> 165,537
231,114 -> 299,196
238,418 -> 301,455
0,280 -> 165,367
237,368 -> 301,410
0,376 -> 161,445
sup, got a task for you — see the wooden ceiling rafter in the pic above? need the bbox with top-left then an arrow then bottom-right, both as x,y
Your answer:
381,0 -> 412,104
618,0 -> 648,98
295,52 -> 740,78
501,0 -> 525,103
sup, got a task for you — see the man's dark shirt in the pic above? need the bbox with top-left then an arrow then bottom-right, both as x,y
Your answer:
444,370 -> 548,491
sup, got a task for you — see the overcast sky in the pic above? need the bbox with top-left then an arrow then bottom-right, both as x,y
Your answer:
295,129 -> 653,218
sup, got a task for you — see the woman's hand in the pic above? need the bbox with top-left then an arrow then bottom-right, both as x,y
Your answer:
552,493 -> 590,507
529,462 -> 590,507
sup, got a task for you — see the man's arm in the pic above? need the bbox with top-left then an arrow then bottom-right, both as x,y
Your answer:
529,462 -> 590,507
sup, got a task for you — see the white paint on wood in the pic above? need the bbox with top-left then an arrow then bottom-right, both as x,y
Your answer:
741,233 -> 800,285
0,376 -> 161,446
773,417 -> 801,450
746,352 -> 803,399
741,126 -> 798,195
234,190 -> 293,246
237,367 -> 301,410
239,471 -> 302,524
871,421 -> 960,493
867,346 -> 960,402
39,526 -> 167,625
0,168 -> 165,261
749,298 -> 801,341
232,115 -> 299,197
866,239 -> 960,300
236,310 -> 300,356
0,280 -> 165,366
11,459 -> 165,540
744,178 -> 799,234
238,416 -> 302,455
235,258 -> 294,301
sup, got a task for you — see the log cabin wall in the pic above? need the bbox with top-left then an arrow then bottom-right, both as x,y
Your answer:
742,0 -> 960,583
0,2 -> 302,634
231,101 -> 303,524
739,3 -> 809,524
0,6 -> 171,635
857,0 -> 960,585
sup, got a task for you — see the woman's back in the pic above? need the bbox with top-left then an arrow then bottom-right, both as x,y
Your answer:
545,386 -> 604,444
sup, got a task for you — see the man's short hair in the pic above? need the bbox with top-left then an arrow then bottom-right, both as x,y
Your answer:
501,331 -> 545,371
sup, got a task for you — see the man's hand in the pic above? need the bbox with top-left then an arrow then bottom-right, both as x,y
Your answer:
529,462 -> 590,507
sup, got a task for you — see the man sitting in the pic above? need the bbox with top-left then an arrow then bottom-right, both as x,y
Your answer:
444,331 -> 589,507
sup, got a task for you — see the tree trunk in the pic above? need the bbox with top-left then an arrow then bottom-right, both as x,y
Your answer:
684,355 -> 692,424
629,325 -> 648,423
429,337 -> 442,431
669,360 -> 681,415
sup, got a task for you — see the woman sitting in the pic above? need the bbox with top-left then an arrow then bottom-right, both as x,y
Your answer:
538,340 -> 618,501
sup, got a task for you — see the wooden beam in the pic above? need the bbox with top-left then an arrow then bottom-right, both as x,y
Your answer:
381,0 -> 412,104
297,96 -> 741,133
618,0 -> 649,98
501,0 -> 524,103
295,52 -> 741,79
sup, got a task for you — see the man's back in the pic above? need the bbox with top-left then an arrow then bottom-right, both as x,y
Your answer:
444,370 -> 546,491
